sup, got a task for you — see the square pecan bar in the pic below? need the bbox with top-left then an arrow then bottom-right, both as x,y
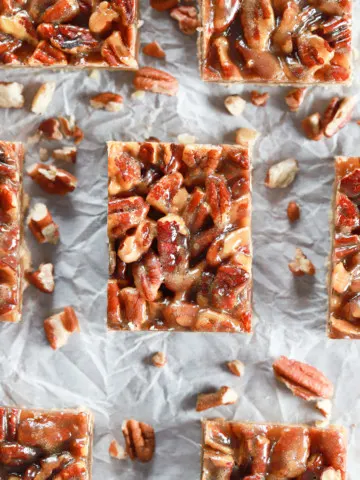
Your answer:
0,0 -> 139,69
329,156 -> 360,339
199,0 -> 352,84
108,141 -> 252,332
0,406 -> 94,478
0,142 -> 26,323
201,419 -> 347,479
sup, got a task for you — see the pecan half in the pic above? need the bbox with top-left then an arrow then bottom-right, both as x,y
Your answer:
285,88 -> 307,112
0,443 -> 39,467
25,263 -> 55,293
302,112 -> 324,141
170,6 -> 199,35
182,187 -> 210,233
240,0 -> 275,51
132,250 -> 162,301
101,30 -> 138,69
331,262 -> 351,293
44,306 -> 80,349
227,360 -> 245,377
41,0 -> 80,23
117,219 -> 156,263
323,96 -> 357,138
28,40 -> 67,66
151,351 -> 167,367
213,0 -> 240,33
52,147 -> 77,164
0,11 -> 38,45
0,82 -> 24,109
108,196 -> 149,239
31,82 -> 56,115
206,175 -> 231,227
269,427 -> 310,478
265,158 -> 299,189
133,67 -> 179,96
143,41 -> 165,58
289,248 -> 316,276
213,36 -> 241,79
224,95 -> 246,116
37,23 -> 99,54
122,419 -> 155,463
196,386 -> 238,412
27,163 -> 77,195
146,172 -> 185,214
287,201 -> 300,222
250,91 -> 269,107
273,356 -> 334,401
90,92 -> 124,112
162,302 -> 199,329
27,203 -> 59,244
108,150 -> 142,195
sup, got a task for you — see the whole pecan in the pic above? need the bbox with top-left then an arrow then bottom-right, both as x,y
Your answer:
133,67 -> 179,96
37,23 -> 99,54
273,356 -> 334,401
27,163 -> 77,195
122,419 -> 155,462
146,172 -> 185,214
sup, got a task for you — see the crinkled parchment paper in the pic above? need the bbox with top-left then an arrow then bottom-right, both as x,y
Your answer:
0,1 -> 360,478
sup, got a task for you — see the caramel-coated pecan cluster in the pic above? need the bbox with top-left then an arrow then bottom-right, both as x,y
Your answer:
0,0 -> 139,68
0,406 -> 93,479
0,142 -> 25,323
201,419 -> 347,479
329,156 -> 360,339
199,0 -> 352,84
108,141 -> 252,332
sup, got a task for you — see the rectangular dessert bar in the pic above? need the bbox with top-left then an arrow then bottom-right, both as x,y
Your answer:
201,419 -> 347,479
0,0 -> 139,69
107,141 -> 252,332
0,142 -> 24,323
329,156 -> 360,339
0,406 -> 94,478
199,0 -> 352,84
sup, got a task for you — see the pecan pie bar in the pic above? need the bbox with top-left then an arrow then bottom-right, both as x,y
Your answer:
199,0 -> 352,84
0,0 -> 139,69
201,418 -> 347,479
0,406 -> 94,479
329,156 -> 360,339
108,141 -> 252,332
0,142 -> 25,323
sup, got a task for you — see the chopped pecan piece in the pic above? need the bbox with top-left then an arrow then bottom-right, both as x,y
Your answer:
122,419 -> 155,462
28,41 -> 67,66
109,439 -> 127,459
265,158 -> 299,189
224,95 -> 246,116
331,262 -> 350,293
150,0 -> 177,11
151,351 -> 167,367
119,287 -> 148,328
133,67 -> 179,96
227,360 -> 245,377
38,117 -> 62,140
162,302 -> 199,328
44,306 -> 80,349
170,6 -> 199,35
37,23 -> 99,54
90,92 -> 123,112
323,96 -> 357,138
235,128 -> 259,147
132,251 -> 162,301
0,82 -> 24,109
206,175 -> 231,227
0,10 -> 37,45
250,91 -> 269,107
287,201 -> 300,222
52,147 -> 77,164
143,41 -> 165,58
101,30 -> 138,69
240,0 -> 275,51
273,355 -> 334,401
27,203 -> 59,244
25,263 -> 55,293
31,82 -> 56,115
108,196 -> 149,239
302,112 -> 324,141
27,163 -> 77,195
285,88 -> 307,112
316,399 -> 332,418
41,0 -> 80,23
146,172 -> 185,214
196,386 -> 238,412
89,1 -> 119,34
288,248 -> 316,276
118,220 -> 156,263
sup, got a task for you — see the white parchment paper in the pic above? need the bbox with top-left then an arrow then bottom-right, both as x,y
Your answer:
0,1 -> 360,478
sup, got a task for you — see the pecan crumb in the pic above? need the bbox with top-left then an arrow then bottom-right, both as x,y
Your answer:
109,439 -> 127,460
143,41 -> 165,58
0,82 -> 24,108
224,95 -> 246,116
122,419 -> 155,463
287,201 -> 300,222
235,128 -> 259,147
321,467 -> 342,480
27,203 -> 60,244
250,91 -> 269,107
302,112 -> 324,141
315,399 -> 332,418
134,67 -> 179,96
315,419 -> 330,429
227,360 -> 245,377
52,146 -> 77,164
285,88 -> 307,112
152,351 -> 167,368
288,248 -> 316,276
26,263 -> 55,293
39,147 -> 49,162
131,90 -> 146,100
90,92 -> 123,112
44,306 -> 80,350
177,133 -> 196,145
265,158 -> 299,189
196,386 -> 238,412
31,82 -> 56,115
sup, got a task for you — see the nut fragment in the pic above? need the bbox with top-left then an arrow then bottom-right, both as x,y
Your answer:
122,419 -> 155,463
109,439 -> 127,460
227,360 -> 245,377
315,399 -> 332,418
196,386 -> 238,412
133,67 -> 179,96
0,82 -> 24,108
38,116 -> 83,143
331,262 -> 351,293
44,306 -> 80,350
150,0 -> 177,11
250,91 -> 269,107
224,95 -> 246,116
143,41 -> 165,58
170,6 -> 199,35
40,147 -> 49,162
287,201 -> 300,222
235,128 -> 259,147
265,158 -> 299,189
302,112 -> 324,141
321,468 -> 342,480
273,355 -> 334,401
31,82 -> 56,114
25,263 -> 55,293
285,88 -> 307,112
151,351 -> 167,368
177,133 -> 196,145
27,203 -> 59,244
90,92 -> 123,112
323,96 -> 357,138
52,147 -> 77,164
288,248 -> 316,276
27,163 -> 77,195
